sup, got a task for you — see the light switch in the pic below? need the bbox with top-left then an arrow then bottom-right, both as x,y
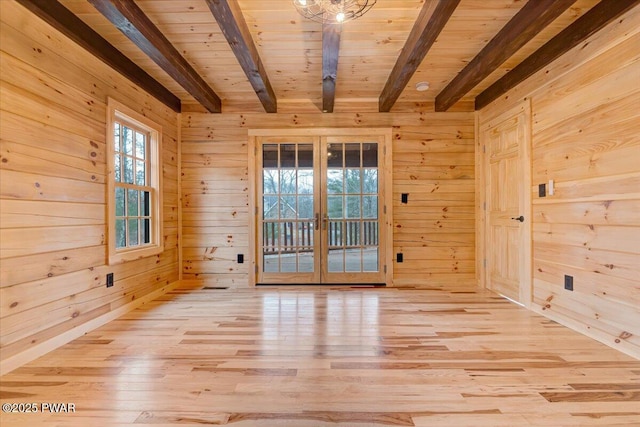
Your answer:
548,179 -> 555,196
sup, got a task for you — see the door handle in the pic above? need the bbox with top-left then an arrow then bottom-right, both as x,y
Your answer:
323,214 -> 329,230
511,215 -> 525,222
314,213 -> 319,230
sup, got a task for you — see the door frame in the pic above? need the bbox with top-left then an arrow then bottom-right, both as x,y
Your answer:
248,128 -> 393,287
476,99 -> 532,307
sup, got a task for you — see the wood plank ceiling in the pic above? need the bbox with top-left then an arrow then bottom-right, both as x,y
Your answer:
20,0 -> 638,114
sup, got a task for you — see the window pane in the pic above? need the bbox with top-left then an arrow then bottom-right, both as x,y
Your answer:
327,143 -> 343,167
115,219 -> 126,249
141,219 -> 151,244
115,187 -> 125,217
142,191 -> 151,216
280,144 -> 296,168
345,143 -> 360,167
127,189 -> 139,216
114,123 -> 121,153
135,132 -> 145,159
128,219 -> 139,246
136,160 -> 146,185
123,126 -> 133,155
124,156 -> 133,184
263,144 -> 278,168
114,154 -> 121,182
345,169 -> 361,194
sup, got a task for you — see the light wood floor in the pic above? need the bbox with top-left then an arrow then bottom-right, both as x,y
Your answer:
1,284 -> 639,426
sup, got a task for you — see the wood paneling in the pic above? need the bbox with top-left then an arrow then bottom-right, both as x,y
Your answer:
477,6 -> 640,358
0,1 -> 179,373
181,112 -> 475,289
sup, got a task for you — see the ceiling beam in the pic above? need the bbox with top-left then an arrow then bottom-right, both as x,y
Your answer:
88,0 -> 221,113
475,0 -> 640,110
14,0 -> 181,112
205,0 -> 277,113
435,0 -> 578,112
378,0 -> 460,113
322,23 -> 342,113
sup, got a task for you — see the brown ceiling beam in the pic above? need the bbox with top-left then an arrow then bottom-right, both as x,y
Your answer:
14,0 -> 181,112
435,0 -> 578,112
205,0 -> 277,113
322,23 -> 342,113
88,0 -> 221,113
378,0 -> 460,113
476,0 -> 640,110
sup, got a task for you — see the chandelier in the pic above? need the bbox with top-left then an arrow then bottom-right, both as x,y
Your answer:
293,0 -> 377,24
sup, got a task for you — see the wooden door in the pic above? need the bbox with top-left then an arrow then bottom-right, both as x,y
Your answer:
480,101 -> 532,304
250,130 -> 392,286
320,136 -> 386,284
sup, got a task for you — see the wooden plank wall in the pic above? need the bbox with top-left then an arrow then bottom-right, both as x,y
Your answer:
181,112 -> 475,289
0,1 -> 180,371
478,6 -> 640,357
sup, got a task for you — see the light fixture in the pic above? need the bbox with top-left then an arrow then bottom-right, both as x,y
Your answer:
293,0 -> 377,24
415,81 -> 430,92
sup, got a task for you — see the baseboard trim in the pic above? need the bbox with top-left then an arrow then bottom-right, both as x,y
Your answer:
0,280 -> 182,376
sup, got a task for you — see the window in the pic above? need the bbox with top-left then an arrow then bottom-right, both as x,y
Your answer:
107,98 -> 163,264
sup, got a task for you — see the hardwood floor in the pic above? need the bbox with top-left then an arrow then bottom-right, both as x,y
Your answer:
1,284 -> 639,426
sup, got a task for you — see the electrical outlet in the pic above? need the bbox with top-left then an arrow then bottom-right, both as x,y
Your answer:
237,254 -> 244,264
564,275 -> 573,291
396,253 -> 403,263
539,183 -> 546,197
106,273 -> 114,288
401,193 -> 408,204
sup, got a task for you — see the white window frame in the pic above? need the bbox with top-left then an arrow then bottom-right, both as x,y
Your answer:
107,98 -> 163,264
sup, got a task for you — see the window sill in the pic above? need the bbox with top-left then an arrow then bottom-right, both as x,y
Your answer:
108,244 -> 164,265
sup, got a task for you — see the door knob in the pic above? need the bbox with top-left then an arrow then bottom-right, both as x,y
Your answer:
511,215 -> 525,222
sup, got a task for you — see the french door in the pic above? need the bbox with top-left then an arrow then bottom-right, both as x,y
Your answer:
249,130 -> 392,285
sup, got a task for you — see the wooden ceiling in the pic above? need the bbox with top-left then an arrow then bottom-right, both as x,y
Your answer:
17,0 -> 638,113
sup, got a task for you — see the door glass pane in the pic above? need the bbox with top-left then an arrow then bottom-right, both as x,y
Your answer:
280,196 -> 296,219
345,249 -> 362,272
345,143 -> 360,167
263,170 -> 278,194
263,144 -> 278,168
297,170 -> 313,194
298,195 -> 313,219
261,142 -> 315,275
362,196 -> 377,219
327,170 -> 343,194
298,144 -> 313,167
327,196 -> 343,219
345,196 -> 360,219
280,144 -> 295,168
363,143 -> 378,167
363,169 -> 378,193
327,143 -> 343,167
345,169 -> 361,193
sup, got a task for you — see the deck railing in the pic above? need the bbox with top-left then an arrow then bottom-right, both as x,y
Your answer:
263,220 -> 378,254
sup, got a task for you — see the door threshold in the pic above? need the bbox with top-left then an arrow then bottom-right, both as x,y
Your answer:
256,283 -> 386,287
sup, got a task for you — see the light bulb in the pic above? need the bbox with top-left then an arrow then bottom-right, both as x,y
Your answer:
297,0 -> 307,5
336,12 -> 345,22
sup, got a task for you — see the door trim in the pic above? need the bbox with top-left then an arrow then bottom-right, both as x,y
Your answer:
477,99 -> 532,307
248,128 -> 393,287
